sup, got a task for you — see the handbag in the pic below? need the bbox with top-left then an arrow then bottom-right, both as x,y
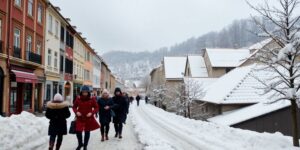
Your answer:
69,118 -> 77,134
110,109 -> 116,117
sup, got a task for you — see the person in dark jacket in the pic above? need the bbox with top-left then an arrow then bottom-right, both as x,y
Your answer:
97,89 -> 115,141
73,85 -> 100,150
45,93 -> 71,150
136,94 -> 141,106
145,96 -> 149,104
129,96 -> 134,104
112,87 -> 129,139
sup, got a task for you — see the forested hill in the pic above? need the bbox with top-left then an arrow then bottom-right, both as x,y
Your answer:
103,18 -> 271,80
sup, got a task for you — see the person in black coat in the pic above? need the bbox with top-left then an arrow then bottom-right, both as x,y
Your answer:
45,93 -> 71,150
97,89 -> 115,141
136,94 -> 141,106
145,96 -> 149,104
112,87 -> 129,139
129,96 -> 134,104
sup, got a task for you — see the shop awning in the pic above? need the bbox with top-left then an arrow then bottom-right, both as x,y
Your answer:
11,70 -> 38,83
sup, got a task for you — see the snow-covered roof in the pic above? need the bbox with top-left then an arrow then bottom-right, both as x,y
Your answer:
205,49 -> 250,67
184,77 -> 218,99
199,64 -> 273,104
208,100 -> 290,126
164,57 -> 187,80
187,56 -> 208,77
248,38 -> 272,50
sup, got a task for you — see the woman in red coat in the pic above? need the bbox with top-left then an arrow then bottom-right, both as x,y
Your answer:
73,85 -> 100,150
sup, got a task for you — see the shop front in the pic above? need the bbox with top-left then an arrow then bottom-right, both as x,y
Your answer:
9,68 -> 37,114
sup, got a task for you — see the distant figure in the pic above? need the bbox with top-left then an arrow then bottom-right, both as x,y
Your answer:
112,88 -> 129,139
129,96 -> 134,104
136,94 -> 141,106
145,96 -> 149,104
45,93 -> 71,150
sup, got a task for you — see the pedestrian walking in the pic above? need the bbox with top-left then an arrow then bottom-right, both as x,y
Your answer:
112,87 -> 129,139
136,94 -> 141,106
145,96 -> 149,104
97,89 -> 115,142
45,93 -> 71,150
129,96 -> 134,104
73,85 -> 100,150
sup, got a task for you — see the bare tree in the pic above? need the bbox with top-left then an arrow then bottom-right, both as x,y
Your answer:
248,0 -> 300,146
184,79 -> 205,118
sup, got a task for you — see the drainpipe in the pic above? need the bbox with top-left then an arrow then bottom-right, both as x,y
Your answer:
6,0 -> 12,116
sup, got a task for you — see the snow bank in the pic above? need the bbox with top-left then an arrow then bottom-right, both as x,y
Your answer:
131,103 -> 297,150
0,112 -> 48,150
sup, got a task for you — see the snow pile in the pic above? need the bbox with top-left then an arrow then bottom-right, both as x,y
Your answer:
131,103 -> 297,150
0,112 -> 48,150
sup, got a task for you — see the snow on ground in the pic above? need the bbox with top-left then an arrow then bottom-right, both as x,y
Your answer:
131,101 -> 298,150
59,107 -> 142,150
0,112 -> 48,150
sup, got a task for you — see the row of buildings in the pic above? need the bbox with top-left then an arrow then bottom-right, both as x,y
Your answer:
0,0 -> 118,116
148,39 -> 300,136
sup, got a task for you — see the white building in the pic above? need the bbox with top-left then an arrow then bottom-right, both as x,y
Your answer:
44,5 -> 66,101
93,54 -> 102,96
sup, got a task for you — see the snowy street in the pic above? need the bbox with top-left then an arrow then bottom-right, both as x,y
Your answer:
0,100 -> 298,150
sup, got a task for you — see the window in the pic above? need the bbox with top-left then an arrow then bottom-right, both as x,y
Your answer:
28,0 -> 33,16
48,15 -> 52,33
54,52 -> 58,68
14,28 -> 21,48
84,69 -> 90,80
60,26 -> 65,42
48,49 -> 52,66
15,0 -> 21,7
85,51 -> 90,61
24,83 -> 32,110
60,55 -> 64,72
37,4 -> 42,23
46,84 -> 51,101
55,20 -> 59,37
26,35 -> 32,52
36,42 -> 41,55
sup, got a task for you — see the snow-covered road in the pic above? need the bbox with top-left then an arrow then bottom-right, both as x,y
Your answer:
131,101 -> 298,150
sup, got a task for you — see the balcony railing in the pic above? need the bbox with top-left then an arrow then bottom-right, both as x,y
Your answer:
13,46 -> 21,58
26,51 -> 42,64
0,40 -> 3,53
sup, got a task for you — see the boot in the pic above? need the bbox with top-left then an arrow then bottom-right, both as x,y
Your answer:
101,134 -> 105,142
114,133 -> 118,138
55,142 -> 61,150
119,134 -> 122,139
105,134 -> 109,140
49,142 -> 54,150
76,144 -> 83,150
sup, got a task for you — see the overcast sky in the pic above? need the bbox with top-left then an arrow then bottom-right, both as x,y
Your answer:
50,0 -> 264,54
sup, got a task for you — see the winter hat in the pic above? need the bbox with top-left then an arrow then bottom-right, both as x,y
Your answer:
114,87 -> 122,95
102,89 -> 110,97
53,93 -> 63,102
81,85 -> 90,92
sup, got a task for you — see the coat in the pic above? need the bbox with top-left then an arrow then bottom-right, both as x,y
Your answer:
97,97 -> 115,124
45,101 -> 71,136
112,95 -> 129,124
136,95 -> 141,101
72,96 -> 100,132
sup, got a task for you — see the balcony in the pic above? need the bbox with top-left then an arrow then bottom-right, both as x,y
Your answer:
26,51 -> 42,64
0,40 -> 3,53
13,46 -> 21,58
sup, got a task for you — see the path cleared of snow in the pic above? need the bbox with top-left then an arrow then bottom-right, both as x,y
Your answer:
59,107 -> 143,150
131,101 -> 298,150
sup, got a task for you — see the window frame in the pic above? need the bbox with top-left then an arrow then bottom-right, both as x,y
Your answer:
27,0 -> 33,16
26,35 -> 32,52
37,4 -> 43,23
48,14 -> 53,33
14,28 -> 21,48
47,49 -> 52,66
15,0 -> 22,7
